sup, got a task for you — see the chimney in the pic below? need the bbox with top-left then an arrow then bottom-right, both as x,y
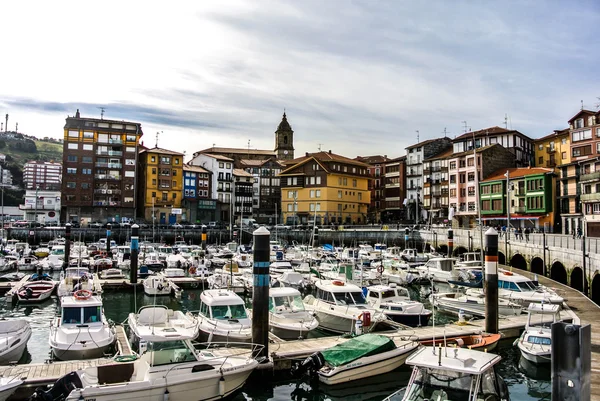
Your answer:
305,152 -> 309,157
328,150 -> 332,154
75,109 -> 80,118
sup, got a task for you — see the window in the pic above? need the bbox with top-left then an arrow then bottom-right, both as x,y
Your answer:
338,190 -> 342,199
572,129 -> 592,142
81,183 -> 90,189
82,169 -> 91,175
162,193 -> 168,201
226,163 -> 231,169
492,199 -> 502,210
126,159 -> 135,166
126,135 -> 137,142
68,143 -> 78,150
152,179 -> 157,185
126,146 -> 135,152
175,158 -> 180,165
449,175 -> 456,184
82,144 -> 93,151
316,189 -> 321,198
467,172 -> 475,182
68,130 -> 79,138
82,156 -> 92,163
160,156 -> 171,164
449,161 -> 456,170
352,179 -> 357,187
67,168 -> 77,174
310,190 -> 315,198
538,156 -> 543,165
67,155 -> 77,162
151,156 -> 156,162
343,178 -> 348,185
573,145 -> 592,157
83,131 -> 94,139
575,118 -> 584,129
66,182 -> 76,189
538,144 -> 543,150
450,188 -> 456,197
219,162 -> 224,168
467,158 -> 474,166
172,193 -> 177,199
358,192 -> 362,200
562,151 -> 567,159
125,171 -> 135,178
287,204 -> 293,212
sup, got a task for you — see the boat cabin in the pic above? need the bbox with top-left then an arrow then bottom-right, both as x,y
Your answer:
199,289 -> 249,321
497,270 -> 541,292
315,280 -> 369,307
422,258 -> 455,272
525,303 -> 561,329
269,287 -> 305,313
60,295 -> 103,326
366,284 -> 411,307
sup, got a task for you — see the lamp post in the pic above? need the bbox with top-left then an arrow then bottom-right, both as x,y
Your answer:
34,185 -> 39,226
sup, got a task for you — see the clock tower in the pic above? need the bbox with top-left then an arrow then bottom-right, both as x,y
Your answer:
274,111 -> 294,161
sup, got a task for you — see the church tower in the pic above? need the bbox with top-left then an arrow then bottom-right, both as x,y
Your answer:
274,111 -> 294,160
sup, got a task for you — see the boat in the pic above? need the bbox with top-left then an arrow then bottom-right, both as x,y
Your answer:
32,308 -> 261,401
271,271 -> 312,292
143,275 -> 175,297
269,287 -> 319,340
49,291 -> 116,360
161,267 -> 186,278
0,376 -> 22,401
196,289 -> 252,343
16,255 -> 40,272
303,280 -> 386,334
516,303 -> 561,364
57,267 -> 93,298
415,257 -> 471,283
291,334 -> 419,385
365,284 -> 432,327
0,319 -> 32,364
92,257 -> 113,271
384,346 -> 510,401
99,268 -> 126,280
420,332 -> 502,351
17,277 -> 56,303
47,245 -> 66,269
432,289 -> 522,318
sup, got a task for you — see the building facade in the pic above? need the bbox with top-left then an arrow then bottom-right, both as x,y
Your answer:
233,169 -> 254,224
274,112 -> 295,161
137,147 -> 184,225
20,189 -> 61,224
422,148 -> 452,224
241,158 -> 283,224
182,164 -> 213,223
280,151 -> 371,226
355,155 -> 390,224
188,153 -> 234,223
381,156 -> 406,223
61,110 -> 143,224
23,161 -> 62,190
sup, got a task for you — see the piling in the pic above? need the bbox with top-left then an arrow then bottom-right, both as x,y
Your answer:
404,227 -> 409,249
106,223 -> 112,256
484,227 -> 498,334
130,224 -> 139,284
63,223 -> 71,271
252,226 -> 270,359
201,225 -> 207,250
447,228 -> 453,257
313,226 -> 319,247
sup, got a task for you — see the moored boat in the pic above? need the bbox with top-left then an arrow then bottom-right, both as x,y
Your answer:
366,284 -> 431,327
0,319 -> 32,364
516,303 -> 561,364
196,289 -> 252,343
420,332 -> 502,351
269,287 -> 319,339
17,279 -> 56,303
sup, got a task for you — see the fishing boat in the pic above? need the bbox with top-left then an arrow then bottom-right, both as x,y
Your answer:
143,275 -> 175,297
420,332 -> 502,351
0,376 -> 22,401
196,289 -> 252,343
432,289 -> 522,318
365,284 -> 432,327
49,291 -> 116,360
17,278 -> 56,303
32,308 -> 261,401
292,334 -> 419,385
0,319 -> 32,364
269,287 -> 319,339
383,346 -> 510,401
516,303 -> 561,364
57,267 -> 93,298
303,280 -> 386,334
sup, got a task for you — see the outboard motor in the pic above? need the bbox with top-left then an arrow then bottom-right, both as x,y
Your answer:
29,371 -> 83,400
290,351 -> 325,377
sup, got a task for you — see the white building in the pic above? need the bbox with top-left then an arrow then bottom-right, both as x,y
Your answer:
188,153 -> 234,222
20,189 -> 61,224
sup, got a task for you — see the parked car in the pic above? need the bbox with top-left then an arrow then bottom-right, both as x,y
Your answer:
170,223 -> 183,229
274,224 -> 290,231
89,221 -> 103,228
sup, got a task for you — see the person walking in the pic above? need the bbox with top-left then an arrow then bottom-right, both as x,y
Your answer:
577,226 -> 583,239
524,227 -> 530,242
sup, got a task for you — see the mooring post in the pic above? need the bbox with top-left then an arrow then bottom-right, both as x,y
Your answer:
201,224 -> 207,250
405,227 -> 409,249
63,223 -> 71,271
484,227 -> 499,334
582,235 -> 588,296
313,226 -> 319,248
252,226 -> 270,358
106,223 -> 112,256
130,224 -> 139,284
447,228 -> 453,257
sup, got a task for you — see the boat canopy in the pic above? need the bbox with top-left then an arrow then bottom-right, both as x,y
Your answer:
321,334 -> 396,367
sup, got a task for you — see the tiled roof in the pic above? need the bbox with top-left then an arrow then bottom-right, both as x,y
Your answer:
355,155 -> 390,164
233,168 -> 253,177
196,147 -> 276,156
453,126 -> 532,142
450,143 -> 501,158
139,147 -> 184,156
200,153 -> 234,161
534,129 -> 570,142
482,167 -> 554,182
287,151 -> 370,168
424,148 -> 453,161
183,164 -> 209,173
406,137 -> 445,150
567,109 -> 597,123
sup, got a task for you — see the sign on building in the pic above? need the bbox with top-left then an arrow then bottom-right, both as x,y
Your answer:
171,208 -> 182,215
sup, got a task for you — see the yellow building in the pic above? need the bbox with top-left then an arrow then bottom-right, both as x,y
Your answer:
279,151 -> 371,225
533,128 -> 570,169
138,147 -> 184,224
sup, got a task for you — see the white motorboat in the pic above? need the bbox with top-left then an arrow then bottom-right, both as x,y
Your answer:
516,303 -> 561,364
271,271 -> 311,291
47,245 -> 66,269
57,267 -> 93,298
432,289 -> 522,318
32,309 -> 261,401
0,319 -> 32,364
50,291 -> 116,360
128,305 -> 199,342
143,276 -> 178,297
0,376 -> 22,401
366,284 -> 432,327
384,346 -> 510,401
269,287 -> 319,340
415,257 -> 470,283
16,255 -> 40,272
270,260 -> 295,276
166,254 -> 189,269
196,289 -> 252,343
207,265 -> 247,294
303,280 -> 386,334
99,268 -> 126,280
292,334 -> 419,385
161,267 -> 186,278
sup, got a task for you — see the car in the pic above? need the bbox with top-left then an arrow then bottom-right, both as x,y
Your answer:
274,224 -> 290,231
119,222 -> 132,228
170,223 -> 183,229
89,221 -> 103,228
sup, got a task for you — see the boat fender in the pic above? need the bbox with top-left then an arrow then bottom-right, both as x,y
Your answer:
332,280 -> 344,286
377,266 -> 384,274
290,351 -> 325,377
218,376 -> 225,396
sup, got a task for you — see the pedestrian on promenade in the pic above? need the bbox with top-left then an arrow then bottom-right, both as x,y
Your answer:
572,228 -> 576,239
501,225 -> 506,238
577,226 -> 582,239
524,227 -> 530,242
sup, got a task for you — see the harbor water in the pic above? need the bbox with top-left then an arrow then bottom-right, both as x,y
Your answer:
1,276 -> 551,401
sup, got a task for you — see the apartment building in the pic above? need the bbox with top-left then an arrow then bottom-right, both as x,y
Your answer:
280,151 -> 371,225
422,148 -> 452,223
240,158 -> 283,224
182,164 -> 213,223
23,161 -> 62,190
355,155 -> 390,224
381,156 -> 406,223
20,189 -> 61,224
233,169 -> 254,224
188,153 -> 234,223
61,110 -> 143,224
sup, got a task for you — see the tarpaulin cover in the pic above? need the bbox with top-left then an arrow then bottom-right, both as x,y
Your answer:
321,334 -> 396,367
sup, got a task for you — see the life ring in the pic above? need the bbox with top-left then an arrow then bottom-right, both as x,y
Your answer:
114,355 -> 138,363
503,271 -> 513,276
189,267 -> 197,275
74,289 -> 92,300
332,280 -> 344,286
377,266 -> 384,274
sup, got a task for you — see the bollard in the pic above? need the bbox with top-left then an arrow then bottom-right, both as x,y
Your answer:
447,228 -> 453,257
252,226 -> 270,359
201,225 -> 207,250
405,227 -> 409,249
551,322 -> 591,401
63,223 -> 71,271
106,223 -> 112,256
130,224 -> 139,284
484,227 -> 498,334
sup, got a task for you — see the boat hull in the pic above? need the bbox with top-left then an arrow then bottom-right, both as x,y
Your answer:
52,343 -> 113,361
435,298 -> 520,318
197,326 -> 252,344
314,311 -> 358,334
517,342 -> 551,364
384,312 -> 431,327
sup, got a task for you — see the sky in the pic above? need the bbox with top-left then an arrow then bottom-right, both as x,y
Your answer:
2,0 -> 600,161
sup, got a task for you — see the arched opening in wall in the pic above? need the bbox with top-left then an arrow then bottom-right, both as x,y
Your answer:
498,252 -> 506,266
550,262 -> 567,285
591,274 -> 600,306
570,267 -> 584,292
453,246 -> 468,257
510,254 -> 527,270
438,245 -> 448,255
530,257 -> 545,276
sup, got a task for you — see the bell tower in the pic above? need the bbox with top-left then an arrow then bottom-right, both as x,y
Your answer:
274,111 -> 294,160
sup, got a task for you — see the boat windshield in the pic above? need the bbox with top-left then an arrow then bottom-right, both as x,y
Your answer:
405,367 -> 498,401
149,340 -> 197,366
211,304 -> 248,320
333,291 -> 367,305
62,307 -> 82,324
517,281 -> 538,291
63,306 -> 102,324
51,248 -> 65,256
269,295 -> 305,313
526,335 -> 551,345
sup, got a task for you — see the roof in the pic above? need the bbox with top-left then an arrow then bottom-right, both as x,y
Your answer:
450,143 -> 504,158
533,129 -> 570,143
233,168 -> 253,177
270,287 -> 302,297
139,147 -> 184,156
239,158 -> 284,168
568,109 -> 597,123
199,153 -> 234,162
383,155 -> 406,164
285,151 -> 370,169
406,346 -> 501,375
195,147 -> 276,157
406,137 -> 446,150
183,164 -> 210,174
276,112 -> 293,132
453,126 -> 532,142
482,167 -> 554,182
424,148 -> 453,161
201,289 -> 245,306
354,155 -> 390,164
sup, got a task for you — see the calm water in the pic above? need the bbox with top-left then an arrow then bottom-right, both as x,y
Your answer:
0,276 -> 551,401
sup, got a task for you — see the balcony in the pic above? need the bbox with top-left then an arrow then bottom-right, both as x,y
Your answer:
108,139 -> 123,145
546,146 -> 556,154
581,192 -> 600,202
96,150 -> 123,156
96,162 -> 122,169
580,171 -> 600,182
94,189 -> 122,195
94,201 -> 122,206
94,174 -> 121,180
514,206 -> 526,213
